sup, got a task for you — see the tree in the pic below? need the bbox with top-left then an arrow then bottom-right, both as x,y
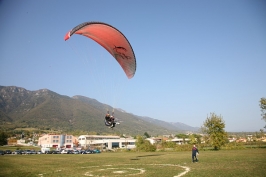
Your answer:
188,134 -> 197,144
188,134 -> 202,144
0,131 -> 8,146
176,134 -> 188,139
143,132 -> 151,138
259,98 -> 266,128
201,113 -> 228,150
135,135 -> 156,152
194,134 -> 202,144
162,141 -> 176,148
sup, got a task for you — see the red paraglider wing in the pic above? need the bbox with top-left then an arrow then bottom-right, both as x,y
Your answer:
64,22 -> 136,79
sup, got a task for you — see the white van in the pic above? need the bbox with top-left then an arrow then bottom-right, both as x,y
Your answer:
41,147 -> 50,154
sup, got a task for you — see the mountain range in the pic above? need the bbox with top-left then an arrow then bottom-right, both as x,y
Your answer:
0,86 -> 199,136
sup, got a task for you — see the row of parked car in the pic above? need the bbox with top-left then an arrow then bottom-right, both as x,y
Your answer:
0,149 -> 43,155
0,149 -> 101,155
45,149 -> 101,154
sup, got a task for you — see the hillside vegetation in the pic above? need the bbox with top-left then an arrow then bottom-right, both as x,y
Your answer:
0,86 -> 199,135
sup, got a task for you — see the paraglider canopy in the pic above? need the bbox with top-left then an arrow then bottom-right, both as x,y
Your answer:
64,21 -> 136,79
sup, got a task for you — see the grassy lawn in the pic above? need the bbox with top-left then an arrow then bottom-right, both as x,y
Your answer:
0,148 -> 265,177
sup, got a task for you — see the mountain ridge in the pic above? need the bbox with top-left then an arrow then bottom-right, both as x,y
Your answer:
0,86 -> 199,135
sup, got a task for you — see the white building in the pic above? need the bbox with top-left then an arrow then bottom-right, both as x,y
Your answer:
168,138 -> 190,145
78,135 -> 136,149
146,138 -> 162,145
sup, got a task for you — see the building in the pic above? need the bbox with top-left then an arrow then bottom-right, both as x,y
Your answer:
38,134 -> 78,149
78,135 -> 136,149
146,137 -> 163,145
168,138 -> 190,144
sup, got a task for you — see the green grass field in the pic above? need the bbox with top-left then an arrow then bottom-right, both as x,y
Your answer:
0,148 -> 266,177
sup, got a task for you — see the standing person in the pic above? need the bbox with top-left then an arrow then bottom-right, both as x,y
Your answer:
192,144 -> 199,162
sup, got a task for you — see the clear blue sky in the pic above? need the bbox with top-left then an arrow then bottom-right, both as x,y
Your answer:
1,0 -> 265,132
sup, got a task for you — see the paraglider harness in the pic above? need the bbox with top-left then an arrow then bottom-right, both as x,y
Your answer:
105,111 -> 116,128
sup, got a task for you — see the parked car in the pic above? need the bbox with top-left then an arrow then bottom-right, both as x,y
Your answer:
73,150 -> 79,154
12,150 -> 23,155
69,150 -> 75,154
93,149 -> 101,153
61,150 -> 70,154
31,150 -> 37,154
25,150 -> 32,154
79,150 -> 87,154
41,147 -> 50,154
85,149 -> 94,154
0,150 -> 4,155
5,150 -> 12,154
48,150 -> 59,154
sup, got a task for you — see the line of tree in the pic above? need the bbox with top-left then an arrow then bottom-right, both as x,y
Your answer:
135,113 -> 228,151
